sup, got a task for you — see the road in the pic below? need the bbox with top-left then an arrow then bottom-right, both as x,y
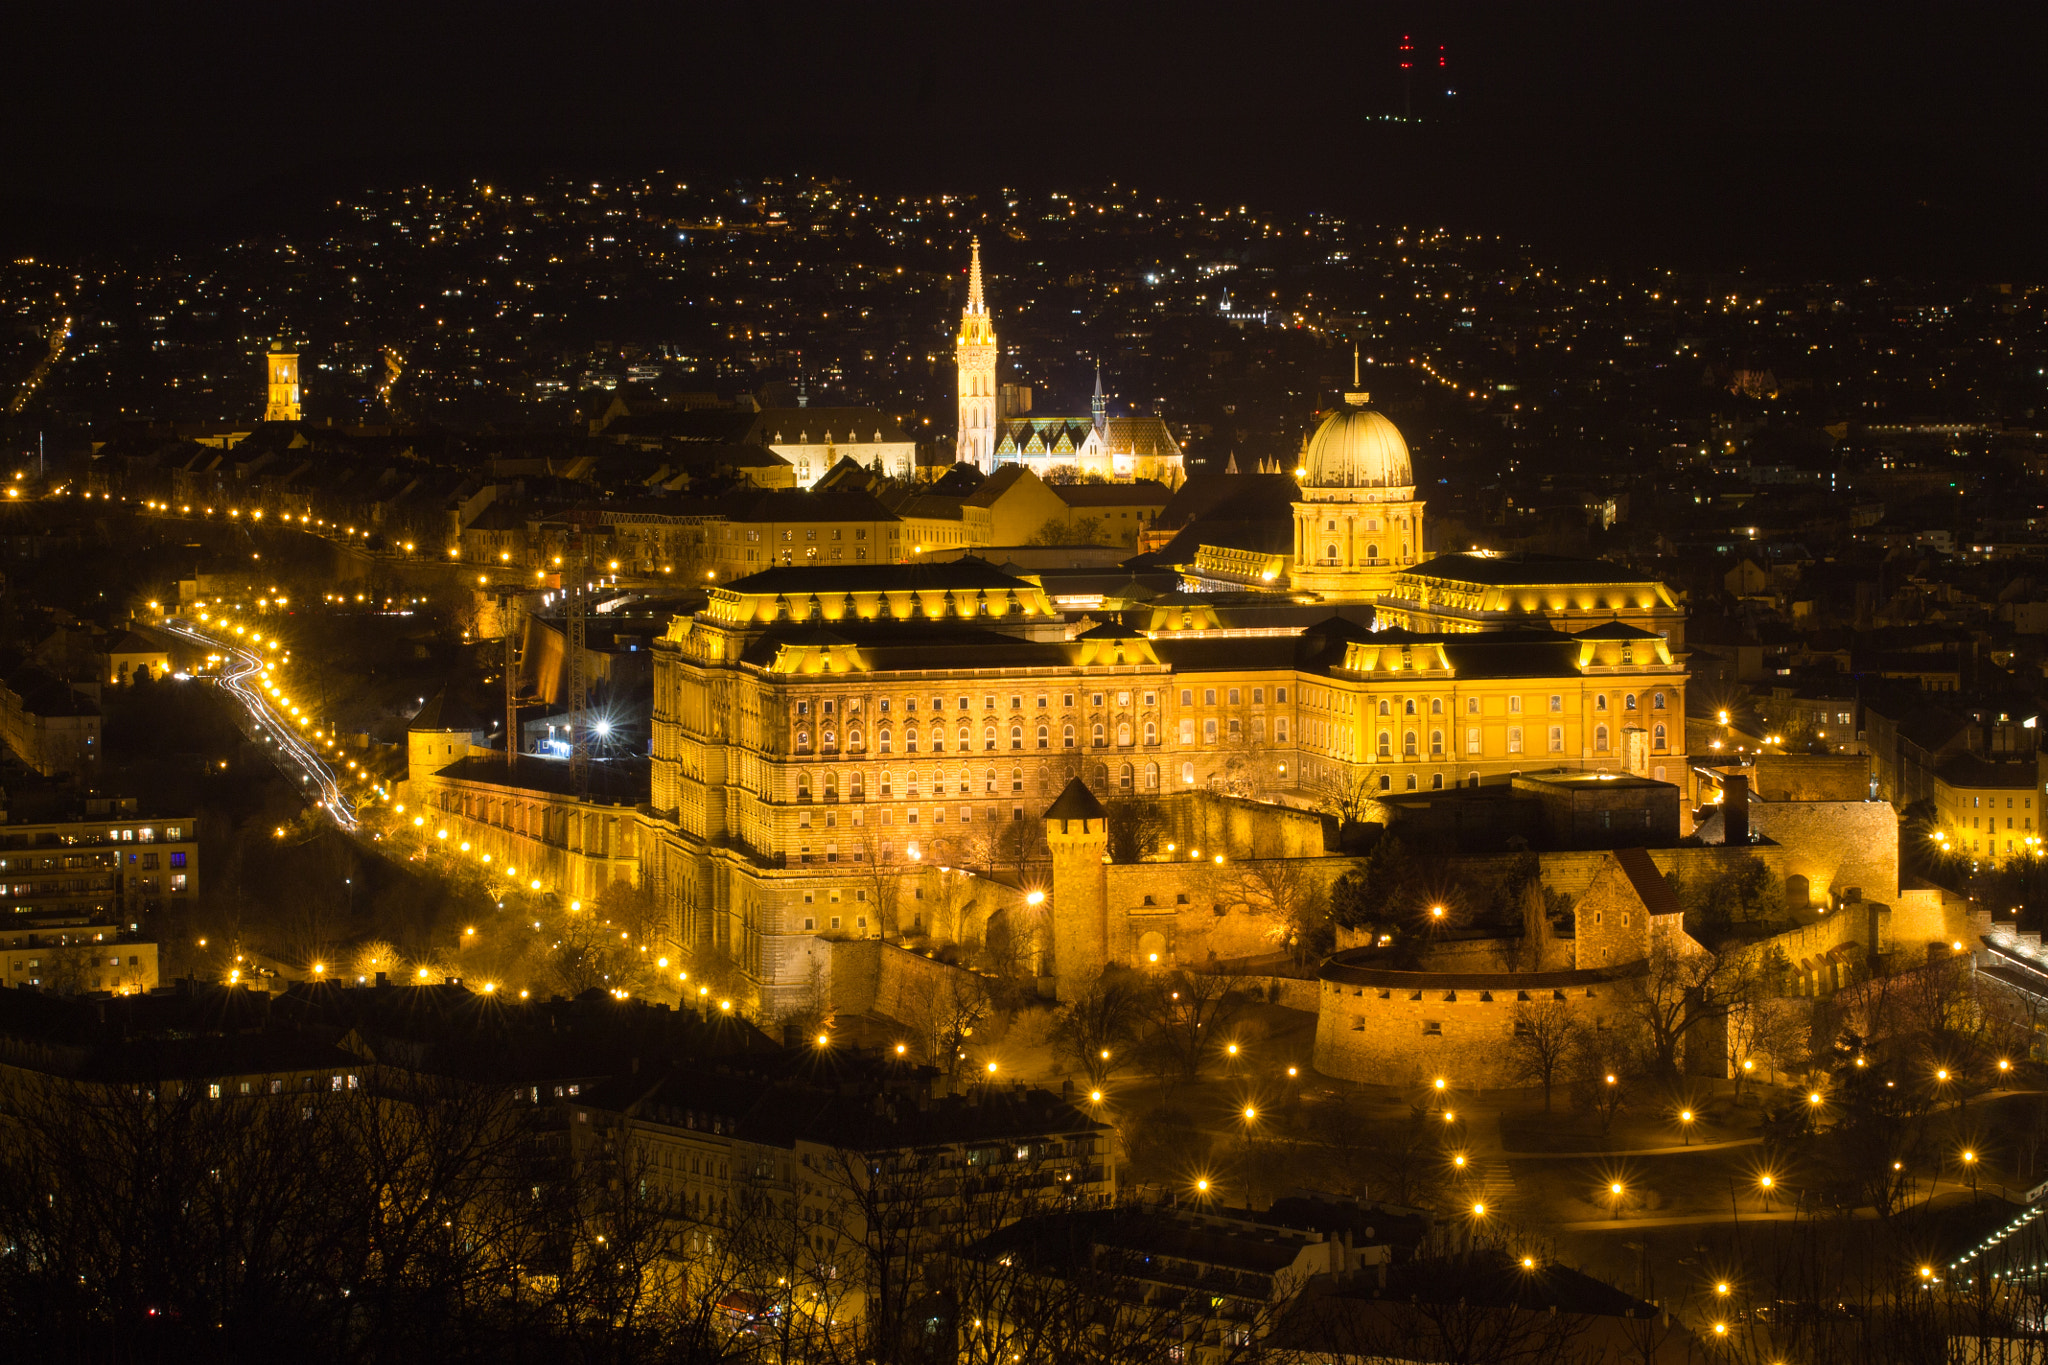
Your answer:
163,617 -> 358,830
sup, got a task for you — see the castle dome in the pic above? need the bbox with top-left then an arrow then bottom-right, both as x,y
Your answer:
1301,399 -> 1412,490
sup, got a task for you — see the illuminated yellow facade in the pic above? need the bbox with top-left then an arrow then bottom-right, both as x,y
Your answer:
641,561 -> 1687,1018
264,343 -> 300,423
1289,394 -> 1426,601
955,239 -> 998,472
1377,553 -> 1688,647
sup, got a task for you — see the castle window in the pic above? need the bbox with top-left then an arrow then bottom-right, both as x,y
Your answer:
985,726 -> 998,750
1553,989 -> 1568,1001
1595,725 -> 1610,752
1548,726 -> 1563,752
1509,696 -> 1522,713
1430,698 -> 1443,716
1367,544 -> 1379,561
1093,723 -> 1106,747
1180,719 -> 1194,744
1652,691 -> 1667,709
1143,721 -> 1157,745
1429,729 -> 1443,756
1118,723 -> 1132,746
1013,768 -> 1023,792
1403,731 -> 1418,758
1516,990 -> 1531,1002
1204,689 -> 1217,705
849,729 -> 863,751
879,729 -> 892,753
1549,695 -> 1562,712
1653,724 -> 1667,750
1431,774 -> 1444,790
1277,688 -> 1287,702
1010,725 -> 1024,749
1064,724 -> 1076,748
1378,700 -> 1390,717
1183,762 -> 1196,784
1405,775 -> 1418,791
985,769 -> 998,793
905,729 -> 919,753
1145,762 -> 1160,790
796,731 -> 811,753
1204,719 -> 1218,743
1275,718 -> 1288,740
1595,695 -> 1608,712
1379,775 -> 1391,791
1378,733 -> 1391,759
1422,1020 -> 1442,1036
1624,694 -> 1637,711
1466,727 -> 1481,755
1404,699 -> 1417,716
1119,763 -> 1133,792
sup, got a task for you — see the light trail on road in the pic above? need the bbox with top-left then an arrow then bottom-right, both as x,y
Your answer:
163,618 -> 358,830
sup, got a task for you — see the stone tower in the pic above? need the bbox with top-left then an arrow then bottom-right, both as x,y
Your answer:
264,341 -> 301,423
954,238 -> 998,473
1044,778 -> 1109,1000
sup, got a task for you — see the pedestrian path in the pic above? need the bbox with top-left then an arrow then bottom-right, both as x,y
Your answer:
1460,1112 -> 1523,1221
1501,1136 -> 1763,1160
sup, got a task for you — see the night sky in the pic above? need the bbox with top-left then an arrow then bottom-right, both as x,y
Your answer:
6,2 -> 2045,275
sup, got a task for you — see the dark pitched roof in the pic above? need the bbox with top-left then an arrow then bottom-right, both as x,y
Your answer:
1613,847 -> 1685,918
1573,621 -> 1665,640
1045,778 -> 1107,823
1150,472 -> 1300,532
719,558 -> 1032,596
433,753 -> 650,805
409,689 -> 491,734
1048,479 -> 1173,509
1403,551 -> 1661,588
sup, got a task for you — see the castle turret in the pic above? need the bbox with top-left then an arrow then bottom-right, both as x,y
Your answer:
405,689 -> 488,785
1044,778 -> 1109,1000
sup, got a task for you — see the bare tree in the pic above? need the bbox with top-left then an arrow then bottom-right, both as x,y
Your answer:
1137,969 -> 1249,1084
1049,971 -> 1147,1085
1218,858 -> 1334,966
896,967 -> 994,1089
1504,999 -> 1583,1112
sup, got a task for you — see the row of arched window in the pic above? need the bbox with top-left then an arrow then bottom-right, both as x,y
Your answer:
1374,723 -> 1670,759
795,767 -> 1030,802
795,720 -> 1172,754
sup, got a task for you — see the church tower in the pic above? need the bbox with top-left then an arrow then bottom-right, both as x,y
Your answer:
954,239 -> 998,472
264,342 -> 301,423
1090,363 -> 1107,436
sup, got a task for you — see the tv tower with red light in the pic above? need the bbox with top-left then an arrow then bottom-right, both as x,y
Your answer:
1397,33 -> 1450,119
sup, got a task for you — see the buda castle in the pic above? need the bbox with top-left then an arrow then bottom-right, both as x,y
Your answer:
406,326 -> 1695,1023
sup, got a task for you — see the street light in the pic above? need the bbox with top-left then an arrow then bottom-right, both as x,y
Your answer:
1609,1182 -> 1625,1220
1679,1109 -> 1694,1145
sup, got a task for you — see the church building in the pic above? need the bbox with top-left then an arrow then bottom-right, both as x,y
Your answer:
954,240 -> 1185,487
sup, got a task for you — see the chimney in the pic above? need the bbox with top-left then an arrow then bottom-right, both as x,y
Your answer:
1722,775 -> 1750,846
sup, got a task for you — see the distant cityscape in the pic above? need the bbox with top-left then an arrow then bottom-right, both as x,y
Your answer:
0,169 -> 2047,1361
